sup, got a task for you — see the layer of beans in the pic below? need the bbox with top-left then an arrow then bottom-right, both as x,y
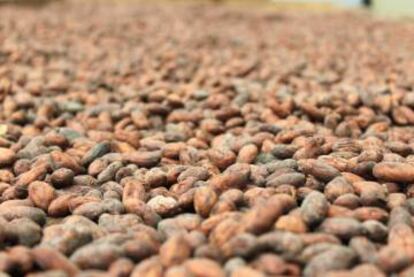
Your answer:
1,1 -> 414,277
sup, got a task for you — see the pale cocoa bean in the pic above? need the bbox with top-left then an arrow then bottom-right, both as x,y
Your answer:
28,181 -> 56,211
0,148 -> 16,167
242,194 -> 296,234
194,186 -> 218,218
123,151 -> 162,168
183,258 -> 226,277
373,162 -> 414,183
32,247 -> 79,277
160,234 -> 192,267
70,243 -> 124,270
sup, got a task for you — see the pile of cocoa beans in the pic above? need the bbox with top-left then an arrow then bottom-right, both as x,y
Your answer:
1,1 -> 414,276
